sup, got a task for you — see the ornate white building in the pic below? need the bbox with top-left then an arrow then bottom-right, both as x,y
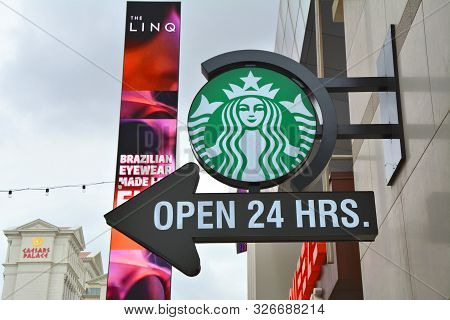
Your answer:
2,219 -> 105,300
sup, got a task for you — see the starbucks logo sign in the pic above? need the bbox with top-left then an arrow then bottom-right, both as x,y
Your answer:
188,67 -> 317,187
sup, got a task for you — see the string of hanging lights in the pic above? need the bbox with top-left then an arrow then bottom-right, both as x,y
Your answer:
0,167 -> 215,198
1,181 -> 115,198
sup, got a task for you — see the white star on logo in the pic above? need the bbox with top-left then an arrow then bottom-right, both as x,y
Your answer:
240,71 -> 261,90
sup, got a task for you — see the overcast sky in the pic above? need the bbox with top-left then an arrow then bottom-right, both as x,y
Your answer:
0,0 -> 278,299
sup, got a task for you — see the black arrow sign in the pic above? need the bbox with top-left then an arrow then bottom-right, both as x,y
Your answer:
104,163 -> 377,277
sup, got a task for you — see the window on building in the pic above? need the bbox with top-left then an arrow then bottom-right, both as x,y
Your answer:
85,288 -> 101,296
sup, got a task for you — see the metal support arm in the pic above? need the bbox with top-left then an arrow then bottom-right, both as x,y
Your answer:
320,77 -> 396,93
316,124 -> 402,139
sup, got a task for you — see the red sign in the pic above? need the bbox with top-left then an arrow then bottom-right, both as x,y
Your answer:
289,242 -> 326,300
22,247 -> 50,259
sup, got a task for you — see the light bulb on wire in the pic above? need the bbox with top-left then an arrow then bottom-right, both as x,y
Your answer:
45,188 -> 49,196
82,185 -> 86,193
8,190 -> 12,198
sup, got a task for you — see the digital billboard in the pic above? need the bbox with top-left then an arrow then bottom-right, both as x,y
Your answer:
106,1 -> 181,300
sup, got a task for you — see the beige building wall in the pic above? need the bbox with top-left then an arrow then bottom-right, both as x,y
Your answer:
247,243 -> 301,299
83,274 -> 107,300
264,0 -> 449,300
343,0 -> 450,299
2,219 -> 105,300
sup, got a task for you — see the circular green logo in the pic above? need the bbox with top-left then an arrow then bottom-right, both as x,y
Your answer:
188,67 -> 317,185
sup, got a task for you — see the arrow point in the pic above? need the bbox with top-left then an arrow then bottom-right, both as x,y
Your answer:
182,251 -> 201,277
104,162 -> 202,277
186,265 -> 201,277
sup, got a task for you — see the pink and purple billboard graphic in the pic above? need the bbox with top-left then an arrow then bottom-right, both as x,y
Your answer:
107,1 -> 180,300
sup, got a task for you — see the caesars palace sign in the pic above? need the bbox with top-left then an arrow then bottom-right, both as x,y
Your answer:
105,48 -> 404,277
22,237 -> 50,259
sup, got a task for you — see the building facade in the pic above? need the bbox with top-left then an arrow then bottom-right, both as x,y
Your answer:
2,219 -> 105,300
248,0 -> 449,300
341,0 -> 449,300
83,274 -> 107,300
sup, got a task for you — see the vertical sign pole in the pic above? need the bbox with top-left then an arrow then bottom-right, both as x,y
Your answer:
106,2 -> 181,300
